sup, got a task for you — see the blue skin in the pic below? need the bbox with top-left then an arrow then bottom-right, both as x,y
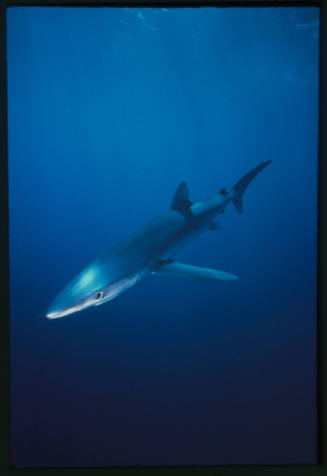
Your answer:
46,161 -> 271,319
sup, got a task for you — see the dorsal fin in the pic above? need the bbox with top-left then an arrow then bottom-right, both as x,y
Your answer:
171,181 -> 193,215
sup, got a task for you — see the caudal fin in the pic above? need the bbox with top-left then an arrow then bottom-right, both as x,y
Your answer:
231,160 -> 271,214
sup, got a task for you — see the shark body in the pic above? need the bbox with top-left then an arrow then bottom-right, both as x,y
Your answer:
46,161 -> 271,319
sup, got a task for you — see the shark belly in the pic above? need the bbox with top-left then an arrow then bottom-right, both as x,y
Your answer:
94,210 -> 211,294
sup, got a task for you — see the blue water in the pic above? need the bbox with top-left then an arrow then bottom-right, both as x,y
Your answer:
7,6 -> 319,467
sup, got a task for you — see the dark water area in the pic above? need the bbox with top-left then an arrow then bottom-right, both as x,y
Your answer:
7,6 -> 319,466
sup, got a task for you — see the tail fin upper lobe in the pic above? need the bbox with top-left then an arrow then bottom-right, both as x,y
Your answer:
231,160 -> 271,213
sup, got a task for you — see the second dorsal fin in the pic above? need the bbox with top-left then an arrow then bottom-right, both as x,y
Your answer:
171,181 -> 193,215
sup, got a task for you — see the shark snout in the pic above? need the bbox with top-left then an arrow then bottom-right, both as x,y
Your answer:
46,307 -> 77,319
46,290 -> 85,319
46,265 -> 107,319
46,301 -> 75,319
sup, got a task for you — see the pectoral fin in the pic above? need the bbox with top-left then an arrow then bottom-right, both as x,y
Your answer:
152,261 -> 238,281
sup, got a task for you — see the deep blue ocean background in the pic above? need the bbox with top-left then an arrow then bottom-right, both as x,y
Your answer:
7,6 -> 319,467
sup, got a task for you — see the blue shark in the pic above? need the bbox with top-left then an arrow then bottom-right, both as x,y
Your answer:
46,161 -> 271,319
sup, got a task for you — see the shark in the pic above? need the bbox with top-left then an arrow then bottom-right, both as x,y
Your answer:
46,161 -> 271,319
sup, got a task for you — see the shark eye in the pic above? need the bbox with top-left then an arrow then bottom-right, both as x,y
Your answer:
95,291 -> 102,300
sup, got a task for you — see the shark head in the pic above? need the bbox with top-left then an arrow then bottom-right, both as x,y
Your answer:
46,264 -> 107,319
46,259 -> 142,319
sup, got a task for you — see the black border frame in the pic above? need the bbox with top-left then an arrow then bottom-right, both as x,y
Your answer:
1,1 -> 326,474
